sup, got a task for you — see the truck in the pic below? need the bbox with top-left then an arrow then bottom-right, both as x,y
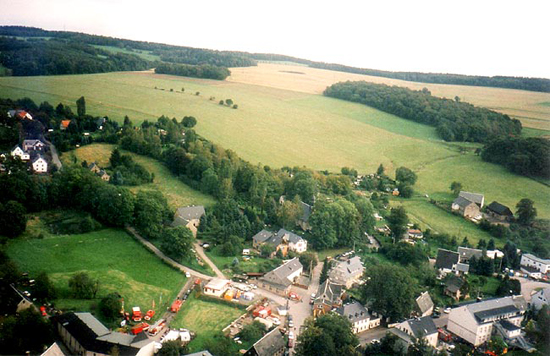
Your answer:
131,322 -> 150,335
171,299 -> 183,313
132,307 -> 142,322
148,319 -> 166,336
144,310 -> 155,320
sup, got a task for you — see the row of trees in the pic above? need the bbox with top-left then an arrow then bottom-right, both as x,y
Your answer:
155,62 -> 231,80
324,81 -> 522,142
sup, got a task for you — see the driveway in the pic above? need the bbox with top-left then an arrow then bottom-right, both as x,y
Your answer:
45,140 -> 63,170
194,241 -> 225,279
517,276 -> 549,301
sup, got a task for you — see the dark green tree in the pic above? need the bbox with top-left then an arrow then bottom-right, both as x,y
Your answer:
387,206 -> 409,240
376,163 -> 385,175
76,96 -> 86,116
0,308 -> 53,354
134,190 -> 172,240
160,226 -> 194,261
98,293 -> 122,322
157,340 -> 188,356
516,198 -> 537,225
299,251 -> 318,274
296,314 -> 359,356
33,271 -> 57,301
395,167 -> 417,185
181,116 -> 197,128
239,320 -> 266,342
68,272 -> 99,299
450,181 -> 462,195
0,200 -> 27,237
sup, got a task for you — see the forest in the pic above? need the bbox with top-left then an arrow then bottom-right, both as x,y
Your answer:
155,63 -> 231,80
323,81 -> 522,142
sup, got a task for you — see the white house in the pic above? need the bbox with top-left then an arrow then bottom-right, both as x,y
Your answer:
32,155 -> 48,173
203,278 -> 230,298
486,250 -> 504,260
10,145 -> 30,161
22,139 -> 46,152
395,316 -> 438,348
520,254 -> 550,274
531,288 -> 550,311
447,296 -> 527,346
328,256 -> 365,289
335,301 -> 380,334
252,229 -> 307,257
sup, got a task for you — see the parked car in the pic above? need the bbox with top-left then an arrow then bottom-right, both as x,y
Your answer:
444,307 -> 451,314
185,271 -> 191,278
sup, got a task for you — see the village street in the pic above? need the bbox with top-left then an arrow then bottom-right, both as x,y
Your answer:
517,276 -> 549,302
194,241 -> 225,279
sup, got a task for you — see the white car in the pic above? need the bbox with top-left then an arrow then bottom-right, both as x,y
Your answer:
288,331 -> 294,340
185,271 -> 191,278
444,307 -> 451,314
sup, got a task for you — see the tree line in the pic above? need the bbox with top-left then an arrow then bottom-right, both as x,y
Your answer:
155,62 -> 231,80
324,81 -> 522,142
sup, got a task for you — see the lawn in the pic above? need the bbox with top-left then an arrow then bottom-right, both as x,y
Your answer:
6,228 -> 186,319
91,45 -> 161,62
170,293 -> 245,352
204,245 -> 281,277
64,143 -> 215,209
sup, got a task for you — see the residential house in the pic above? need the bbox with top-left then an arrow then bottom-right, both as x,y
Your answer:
41,342 -> 67,356
486,201 -> 514,222
8,109 -> 33,120
336,301 -> 380,334
97,169 -> 110,181
458,247 -> 483,263
459,191 -> 485,208
520,254 -> 550,274
445,275 -> 468,301
435,249 -> 468,275
297,201 -> 312,231
32,155 -> 48,173
203,279 -> 230,297
60,120 -> 71,130
53,312 -> 155,356
328,256 -> 365,289
252,229 -> 307,256
96,117 -> 106,130
23,139 -> 46,152
395,316 -> 438,348
11,284 -> 34,313
407,229 -> 424,239
88,162 -> 101,174
452,196 -> 481,219
172,205 -> 205,237
486,250 -> 504,260
448,296 -> 528,347
531,288 -> 550,311
313,279 -> 345,317
414,291 -> 434,317
244,328 -> 286,356
11,145 -> 30,161
258,258 -> 303,296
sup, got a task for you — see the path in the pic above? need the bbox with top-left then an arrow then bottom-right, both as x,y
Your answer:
194,240 -> 225,279
46,140 -> 63,170
518,277 -> 549,302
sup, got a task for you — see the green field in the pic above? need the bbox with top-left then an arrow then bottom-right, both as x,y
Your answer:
0,71 -> 548,226
92,45 -> 161,62
6,228 -> 185,317
205,245 -> 281,277
64,143 -> 215,209
170,293 -> 245,352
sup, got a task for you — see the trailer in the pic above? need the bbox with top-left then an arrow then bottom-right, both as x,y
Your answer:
171,300 -> 183,313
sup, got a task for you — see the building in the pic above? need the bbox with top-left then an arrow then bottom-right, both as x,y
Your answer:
447,296 -> 527,346
520,254 -> 550,274
328,256 -> 365,288
88,162 -> 101,174
22,139 -> 46,152
452,196 -> 481,219
10,284 -> 34,313
8,109 -> 33,120
203,278 -> 230,297
458,247 -> 483,263
32,155 -> 48,173
395,316 -> 438,348
459,191 -> 485,208
297,201 -> 312,231
258,258 -> 303,296
41,342 -> 67,356
60,120 -> 72,130
445,275 -> 468,301
10,145 -> 30,161
97,169 -> 110,181
244,328 -> 286,356
172,205 -> 205,237
414,291 -> 434,317
54,312 -> 154,356
435,249 -> 468,275
335,301 -> 380,334
407,229 -> 424,239
313,279 -> 345,316
486,250 -> 504,260
252,228 -> 307,256
486,201 -> 514,222
531,288 -> 550,311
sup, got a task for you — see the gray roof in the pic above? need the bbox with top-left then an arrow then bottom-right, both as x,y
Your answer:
403,316 -> 438,337
300,201 -> 312,222
31,154 -> 47,164
445,275 -> 465,293
487,201 -> 513,217
174,205 -> 205,224
260,258 -> 303,288
458,247 -> 483,261
315,279 -> 344,306
246,328 -> 285,356
456,263 -> 470,273
463,296 -> 527,324
253,228 -> 305,246
389,327 -> 413,346
459,191 -> 484,207
329,256 -> 364,284
184,352 -> 214,356
23,139 -> 45,147
522,254 -> 550,265
275,229 -> 304,244
453,196 -> 476,209
336,301 -> 370,323
415,292 -> 434,315
75,312 -> 109,337
252,229 -> 274,244
435,249 -> 459,270
499,319 -> 520,331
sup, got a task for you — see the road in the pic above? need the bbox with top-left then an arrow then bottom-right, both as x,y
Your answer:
357,326 -> 390,344
518,276 -> 549,301
194,241 -> 225,279
46,140 -> 63,170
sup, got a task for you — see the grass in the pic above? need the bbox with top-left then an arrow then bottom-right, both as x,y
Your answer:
316,247 -> 351,261
170,293 -> 245,352
91,45 -> 161,62
204,245 -> 280,276
64,143 -> 215,209
6,228 -> 186,319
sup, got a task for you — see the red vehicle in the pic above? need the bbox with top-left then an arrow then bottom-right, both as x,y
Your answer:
438,328 -> 452,342
148,319 -> 166,336
40,306 -> 47,316
131,322 -> 150,335
144,310 -> 155,321
132,307 -> 142,322
171,300 -> 183,313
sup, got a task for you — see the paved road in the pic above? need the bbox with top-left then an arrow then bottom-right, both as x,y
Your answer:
194,241 -> 225,279
518,277 -> 549,301
46,140 -> 63,170
357,326 -> 390,344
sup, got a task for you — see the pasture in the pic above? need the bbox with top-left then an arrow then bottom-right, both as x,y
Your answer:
6,228 -> 185,316
0,70 -> 548,225
64,143 -> 215,209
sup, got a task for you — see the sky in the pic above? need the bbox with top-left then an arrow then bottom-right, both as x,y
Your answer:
1,0 -> 549,78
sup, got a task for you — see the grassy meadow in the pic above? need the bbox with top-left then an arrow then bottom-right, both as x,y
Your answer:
64,143 -> 215,209
6,228 -> 185,317
0,69 -> 548,226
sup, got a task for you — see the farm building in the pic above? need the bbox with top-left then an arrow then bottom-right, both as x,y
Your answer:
486,201 -> 514,222
452,196 -> 481,219
458,191 -> 485,208
172,205 -> 205,236
203,278 -> 230,297
258,257 -> 303,296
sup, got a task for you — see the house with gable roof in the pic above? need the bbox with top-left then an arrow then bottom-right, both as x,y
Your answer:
244,328 -> 286,356
328,256 -> 365,288
435,248 -> 469,275
394,316 -> 438,348
32,154 -> 48,173
11,145 -> 30,161
23,139 -> 46,152
313,279 -> 345,316
252,228 -> 307,257
258,258 -> 303,296
172,205 -> 205,237
459,191 -> 485,208
520,253 -> 550,274
414,291 -> 434,317
486,201 -> 514,222
531,288 -> 550,311
335,301 -> 380,334
452,196 -> 481,219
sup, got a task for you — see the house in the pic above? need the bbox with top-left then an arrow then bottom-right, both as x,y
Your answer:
414,291 -> 434,317
97,169 -> 110,181
458,247 -> 483,263
328,256 -> 365,288
313,279 -> 345,316
32,155 -> 48,173
60,120 -> 71,130
407,229 -> 423,239
297,201 -> 312,231
252,229 -> 307,256
11,145 -> 30,161
486,250 -> 504,260
486,201 -> 514,222
520,253 -> 550,274
22,139 -> 46,152
335,301 -> 380,334
244,328 -> 286,356
452,196 -> 481,219
53,312 -> 155,356
447,296 -> 527,347
459,191 -> 485,208
258,258 -> 303,296
96,117 -> 106,130
8,109 -> 33,120
41,342 -> 67,356
11,284 -> 34,313
445,275 -> 468,300
435,249 -> 468,275
395,316 -> 438,348
172,205 -> 205,237
203,278 -> 230,297
88,162 -> 101,174
531,288 -> 550,311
